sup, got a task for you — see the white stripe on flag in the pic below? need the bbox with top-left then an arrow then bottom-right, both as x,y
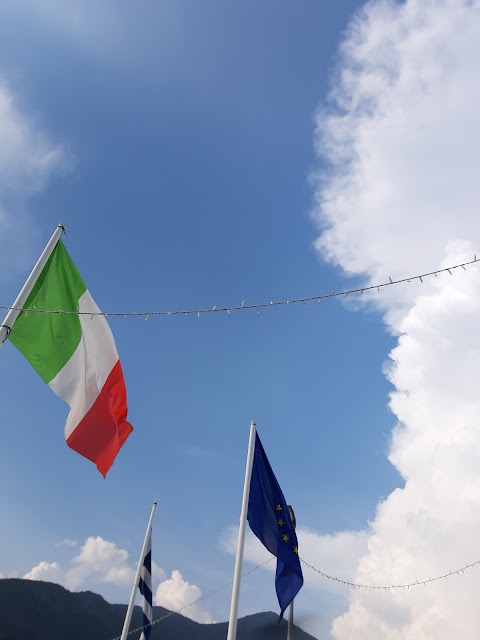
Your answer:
138,527 -> 153,640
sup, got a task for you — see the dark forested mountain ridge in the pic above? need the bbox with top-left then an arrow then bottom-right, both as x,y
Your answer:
0,579 -> 318,639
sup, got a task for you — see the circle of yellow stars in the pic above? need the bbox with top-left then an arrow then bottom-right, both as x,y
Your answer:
275,504 -> 299,554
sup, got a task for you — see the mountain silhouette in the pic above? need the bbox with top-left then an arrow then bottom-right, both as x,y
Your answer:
0,578 -> 318,639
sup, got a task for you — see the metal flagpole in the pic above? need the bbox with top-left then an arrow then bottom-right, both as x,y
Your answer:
226,420 -> 257,640
0,222 -> 66,346
120,501 -> 157,640
287,505 -> 297,640
287,600 -> 294,640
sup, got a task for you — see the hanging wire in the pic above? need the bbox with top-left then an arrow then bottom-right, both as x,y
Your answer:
111,557 -> 274,640
1,257 -> 478,320
112,549 -> 480,639
299,556 -> 480,590
109,550 -> 480,638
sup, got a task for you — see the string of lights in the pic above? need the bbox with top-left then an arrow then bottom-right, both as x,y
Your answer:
1,256 -> 478,321
111,557 -> 274,640
111,551 -> 480,638
300,556 -> 480,590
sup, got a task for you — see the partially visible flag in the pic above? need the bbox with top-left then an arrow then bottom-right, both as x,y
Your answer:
8,239 -> 133,476
119,501 -> 157,640
247,433 -> 303,619
138,528 -> 153,640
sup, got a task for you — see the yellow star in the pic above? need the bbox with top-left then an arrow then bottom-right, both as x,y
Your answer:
293,546 -> 299,554
277,518 -> 284,526
276,504 -> 282,511
283,534 -> 289,542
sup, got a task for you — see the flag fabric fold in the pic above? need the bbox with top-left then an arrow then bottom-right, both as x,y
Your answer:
8,239 -> 133,476
247,433 -> 303,619
138,528 -> 153,640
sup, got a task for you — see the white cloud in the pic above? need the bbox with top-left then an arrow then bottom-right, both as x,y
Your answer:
0,1 -> 122,56
222,525 -> 369,589
0,79 -> 67,278
22,536 -> 212,628
221,525 -> 272,565
0,86 -> 63,194
56,538 -> 78,547
23,537 -> 135,592
66,536 -> 134,590
314,0 -> 480,328
152,561 -> 166,584
299,528 -> 369,590
222,525 -> 368,635
312,0 -> 480,638
154,570 -> 215,624
23,561 -> 65,586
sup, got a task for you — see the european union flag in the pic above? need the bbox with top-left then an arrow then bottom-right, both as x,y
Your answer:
247,433 -> 303,619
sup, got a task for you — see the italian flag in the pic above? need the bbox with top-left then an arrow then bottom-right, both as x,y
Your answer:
9,240 -> 133,477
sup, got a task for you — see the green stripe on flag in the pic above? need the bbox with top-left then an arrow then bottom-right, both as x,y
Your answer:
9,240 -> 87,383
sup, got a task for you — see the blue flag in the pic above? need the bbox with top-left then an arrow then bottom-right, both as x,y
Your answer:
247,433 -> 303,618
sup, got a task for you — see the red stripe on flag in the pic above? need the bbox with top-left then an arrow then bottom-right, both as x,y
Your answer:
66,360 -> 133,477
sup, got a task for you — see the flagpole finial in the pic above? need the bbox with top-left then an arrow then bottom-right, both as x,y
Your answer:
251,420 -> 256,427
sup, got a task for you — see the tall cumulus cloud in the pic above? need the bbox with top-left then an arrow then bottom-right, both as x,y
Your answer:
313,0 -> 480,638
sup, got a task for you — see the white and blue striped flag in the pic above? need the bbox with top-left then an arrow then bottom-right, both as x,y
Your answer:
138,528 -> 153,640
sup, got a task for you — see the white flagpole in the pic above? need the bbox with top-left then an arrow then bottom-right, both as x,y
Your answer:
120,501 -> 157,640
226,420 -> 257,640
287,600 -> 294,640
0,222 -> 66,346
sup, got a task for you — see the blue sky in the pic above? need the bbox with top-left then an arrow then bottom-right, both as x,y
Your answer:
2,1 -> 480,639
